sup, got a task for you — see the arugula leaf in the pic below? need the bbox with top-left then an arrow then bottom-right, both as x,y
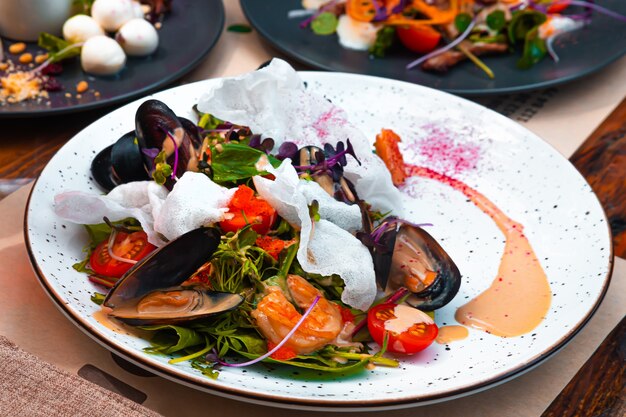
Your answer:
90,292 -> 106,305
210,143 -> 280,184
141,325 -> 205,354
369,26 -> 396,58
311,12 -> 339,35
486,10 -> 506,32
517,27 -> 547,69
38,33 -> 81,63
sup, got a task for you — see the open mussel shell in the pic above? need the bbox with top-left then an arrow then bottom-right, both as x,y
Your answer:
91,131 -> 150,191
374,221 -> 461,311
103,227 -> 243,325
135,99 -> 198,189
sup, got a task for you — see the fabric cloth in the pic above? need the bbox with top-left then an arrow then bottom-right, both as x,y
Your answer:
0,335 -> 163,417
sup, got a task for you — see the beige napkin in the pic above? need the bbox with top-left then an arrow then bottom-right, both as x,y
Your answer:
0,335 -> 162,417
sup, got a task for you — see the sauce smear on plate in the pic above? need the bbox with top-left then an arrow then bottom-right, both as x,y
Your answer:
405,165 -> 551,337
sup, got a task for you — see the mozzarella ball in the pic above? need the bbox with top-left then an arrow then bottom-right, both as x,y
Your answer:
81,35 -> 126,75
116,18 -> 159,56
91,0 -> 136,32
63,15 -> 105,43
132,1 -> 145,18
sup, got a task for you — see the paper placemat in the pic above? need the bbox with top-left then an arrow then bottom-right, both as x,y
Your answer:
1,183 -> 624,417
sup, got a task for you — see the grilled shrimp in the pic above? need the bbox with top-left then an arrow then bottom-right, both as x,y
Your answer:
251,274 -> 343,354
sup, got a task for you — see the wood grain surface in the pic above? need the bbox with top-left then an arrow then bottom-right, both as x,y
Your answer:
0,109 -> 105,199
541,316 -> 626,417
570,98 -> 626,259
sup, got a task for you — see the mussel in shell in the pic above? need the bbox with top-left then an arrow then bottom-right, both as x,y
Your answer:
91,131 -> 150,191
295,145 -> 358,205
103,227 -> 243,325
91,100 -> 203,192
369,218 -> 461,311
135,100 -> 200,188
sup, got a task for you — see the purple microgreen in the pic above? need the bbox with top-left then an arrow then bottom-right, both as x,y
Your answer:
218,296 -> 321,367
248,134 -> 261,149
276,141 -> 298,161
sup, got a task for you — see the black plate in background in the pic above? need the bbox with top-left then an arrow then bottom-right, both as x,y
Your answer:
0,0 -> 224,118
241,0 -> 626,96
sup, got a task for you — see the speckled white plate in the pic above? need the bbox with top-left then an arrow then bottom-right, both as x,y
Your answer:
24,72 -> 613,411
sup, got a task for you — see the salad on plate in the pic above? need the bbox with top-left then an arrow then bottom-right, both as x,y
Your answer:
53,59 -> 462,378
297,0 -> 626,78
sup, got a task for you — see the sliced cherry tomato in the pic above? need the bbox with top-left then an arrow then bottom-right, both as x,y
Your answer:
367,303 -> 438,354
374,128 -> 407,186
220,185 -> 277,235
90,231 -> 156,278
396,25 -> 442,54
338,305 -> 355,323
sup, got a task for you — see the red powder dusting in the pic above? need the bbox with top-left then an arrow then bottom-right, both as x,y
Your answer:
410,124 -> 482,176
312,107 -> 345,139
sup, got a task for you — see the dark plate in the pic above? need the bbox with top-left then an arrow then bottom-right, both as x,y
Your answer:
241,0 -> 626,95
0,0 -> 224,118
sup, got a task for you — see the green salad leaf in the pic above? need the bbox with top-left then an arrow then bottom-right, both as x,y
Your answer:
486,10 -> 506,32
370,26 -> 396,58
455,13 -> 473,33
508,10 -> 547,44
517,26 -> 547,69
227,24 -> 253,33
210,143 -> 280,184
141,325 -> 205,355
38,33 -> 81,63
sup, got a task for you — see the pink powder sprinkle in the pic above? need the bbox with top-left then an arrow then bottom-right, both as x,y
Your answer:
312,107 -> 345,139
411,123 -> 482,176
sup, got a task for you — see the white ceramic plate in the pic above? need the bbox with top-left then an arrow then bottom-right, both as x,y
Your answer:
25,72 -> 612,411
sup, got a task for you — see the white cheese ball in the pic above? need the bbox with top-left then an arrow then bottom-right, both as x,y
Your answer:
63,15 -> 105,43
132,1 -> 145,18
81,35 -> 126,75
116,18 -> 159,56
91,0 -> 136,32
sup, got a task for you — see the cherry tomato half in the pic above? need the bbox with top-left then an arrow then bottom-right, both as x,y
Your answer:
220,185 -> 276,235
367,303 -> 438,354
396,25 -> 442,54
90,231 -> 156,278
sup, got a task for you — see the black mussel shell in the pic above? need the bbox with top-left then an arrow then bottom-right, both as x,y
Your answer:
371,220 -> 461,311
104,227 -> 222,310
179,117 -> 203,149
110,132 -> 150,185
135,99 -> 198,190
91,144 -> 117,191
91,131 -> 150,191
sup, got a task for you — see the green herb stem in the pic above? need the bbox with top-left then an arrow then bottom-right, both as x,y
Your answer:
457,44 -> 495,79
